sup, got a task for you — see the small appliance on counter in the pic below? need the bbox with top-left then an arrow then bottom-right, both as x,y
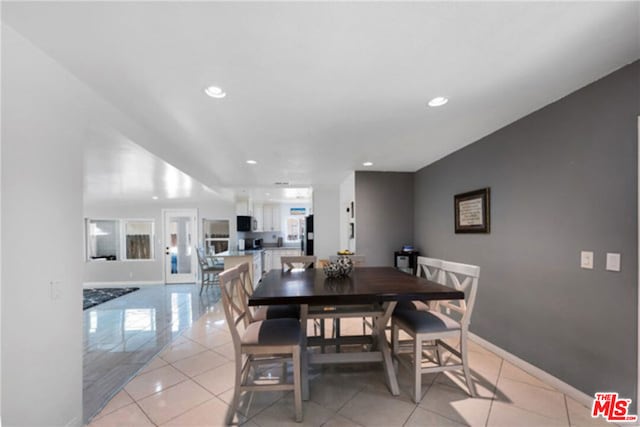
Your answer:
244,238 -> 263,250
394,248 -> 420,274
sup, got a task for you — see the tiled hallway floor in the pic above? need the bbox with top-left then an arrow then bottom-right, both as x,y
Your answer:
84,283 -> 221,423
87,303 -> 607,427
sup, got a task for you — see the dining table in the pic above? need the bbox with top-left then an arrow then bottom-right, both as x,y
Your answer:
248,266 -> 464,400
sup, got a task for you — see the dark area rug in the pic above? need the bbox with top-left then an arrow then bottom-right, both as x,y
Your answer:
83,287 -> 140,310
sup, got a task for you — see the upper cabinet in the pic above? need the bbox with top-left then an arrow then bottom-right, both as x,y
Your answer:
262,204 -> 281,232
253,203 -> 264,232
236,199 -> 253,216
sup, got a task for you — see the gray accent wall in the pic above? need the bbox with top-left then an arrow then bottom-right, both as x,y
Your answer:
356,171 -> 414,266
414,61 -> 639,403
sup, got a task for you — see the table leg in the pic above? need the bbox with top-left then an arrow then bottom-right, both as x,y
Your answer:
300,304 -> 310,401
376,301 -> 399,396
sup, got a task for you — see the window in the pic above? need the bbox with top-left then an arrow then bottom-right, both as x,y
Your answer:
125,221 -> 154,259
86,219 -> 155,261
286,217 -> 304,241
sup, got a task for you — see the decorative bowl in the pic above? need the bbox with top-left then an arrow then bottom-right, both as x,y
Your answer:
323,256 -> 353,278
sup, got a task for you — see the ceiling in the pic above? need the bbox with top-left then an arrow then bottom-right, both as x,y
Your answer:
3,2 -> 639,201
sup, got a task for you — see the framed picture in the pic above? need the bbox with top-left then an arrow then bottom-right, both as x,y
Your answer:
454,188 -> 490,233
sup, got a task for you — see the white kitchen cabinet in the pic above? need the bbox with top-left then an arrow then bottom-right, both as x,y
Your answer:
262,204 -> 281,232
253,203 -> 264,231
236,199 -> 253,216
268,248 -> 302,271
263,250 -> 273,273
253,251 -> 262,283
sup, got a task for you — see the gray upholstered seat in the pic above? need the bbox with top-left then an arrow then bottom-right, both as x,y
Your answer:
253,304 -> 300,321
242,318 -> 303,346
393,308 -> 460,333
394,300 -> 430,312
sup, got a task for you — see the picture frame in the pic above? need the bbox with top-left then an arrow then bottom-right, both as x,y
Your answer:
454,188 -> 490,233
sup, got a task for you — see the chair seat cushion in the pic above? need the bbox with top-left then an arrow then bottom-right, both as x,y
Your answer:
253,304 -> 300,321
393,309 -> 460,333
395,300 -> 430,312
242,318 -> 302,346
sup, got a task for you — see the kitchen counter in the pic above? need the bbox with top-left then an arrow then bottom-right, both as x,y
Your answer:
217,250 -> 264,285
217,249 -> 264,257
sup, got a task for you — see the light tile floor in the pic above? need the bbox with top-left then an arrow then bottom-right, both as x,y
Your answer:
84,283 -> 222,423
88,308 -> 608,427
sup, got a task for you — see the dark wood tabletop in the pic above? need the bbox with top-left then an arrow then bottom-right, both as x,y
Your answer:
249,266 -> 464,306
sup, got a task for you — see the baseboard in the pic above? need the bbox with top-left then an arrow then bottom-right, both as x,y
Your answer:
83,281 -> 162,288
468,332 -> 594,408
65,415 -> 82,427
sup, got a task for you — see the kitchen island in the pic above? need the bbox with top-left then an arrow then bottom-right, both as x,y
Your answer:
217,249 -> 264,286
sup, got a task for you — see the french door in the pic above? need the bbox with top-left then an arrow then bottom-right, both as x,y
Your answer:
163,209 -> 197,284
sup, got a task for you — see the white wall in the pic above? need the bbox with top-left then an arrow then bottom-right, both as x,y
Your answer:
1,25 -> 84,426
312,187 -> 340,260
339,172 -> 355,252
84,199 -> 235,284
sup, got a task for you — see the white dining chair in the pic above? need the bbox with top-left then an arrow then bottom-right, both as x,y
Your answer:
281,255 -> 317,271
391,260 -> 480,403
238,261 -> 299,323
395,256 -> 445,312
218,266 -> 304,424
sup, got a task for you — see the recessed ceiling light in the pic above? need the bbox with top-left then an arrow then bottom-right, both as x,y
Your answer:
246,160 -> 257,165
152,196 -> 159,200
204,85 -> 226,98
363,161 -> 373,167
428,96 -> 448,107
265,192 -> 270,196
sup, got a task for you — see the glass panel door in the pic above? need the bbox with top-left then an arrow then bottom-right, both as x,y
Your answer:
163,209 -> 197,284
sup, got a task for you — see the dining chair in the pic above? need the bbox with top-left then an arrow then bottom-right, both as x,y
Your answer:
280,256 -> 326,347
281,255 -> 317,271
237,261 -> 300,323
391,260 -> 480,403
395,256 -> 445,312
218,266 -> 304,424
196,246 -> 224,295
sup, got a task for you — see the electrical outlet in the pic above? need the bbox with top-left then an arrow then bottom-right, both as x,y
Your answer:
580,251 -> 594,269
606,253 -> 621,272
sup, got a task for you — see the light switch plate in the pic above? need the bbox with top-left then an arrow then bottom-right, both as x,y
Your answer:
606,253 -> 621,272
580,251 -> 594,269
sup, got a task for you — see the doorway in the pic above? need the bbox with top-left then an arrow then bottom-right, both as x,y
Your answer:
163,209 -> 197,284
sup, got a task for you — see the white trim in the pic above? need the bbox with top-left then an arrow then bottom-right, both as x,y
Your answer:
83,281 -> 162,288
64,415 -> 82,427
469,332 -> 593,407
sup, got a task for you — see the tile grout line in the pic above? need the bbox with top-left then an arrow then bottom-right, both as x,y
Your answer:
132,398 -> 160,427
563,394 -> 572,426
484,357 -> 504,427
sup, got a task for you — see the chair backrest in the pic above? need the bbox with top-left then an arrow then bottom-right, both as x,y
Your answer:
218,266 -> 250,345
328,255 -> 366,266
236,261 -> 260,323
416,256 -> 444,283
281,255 -> 317,271
439,260 -> 480,328
196,246 -> 208,270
